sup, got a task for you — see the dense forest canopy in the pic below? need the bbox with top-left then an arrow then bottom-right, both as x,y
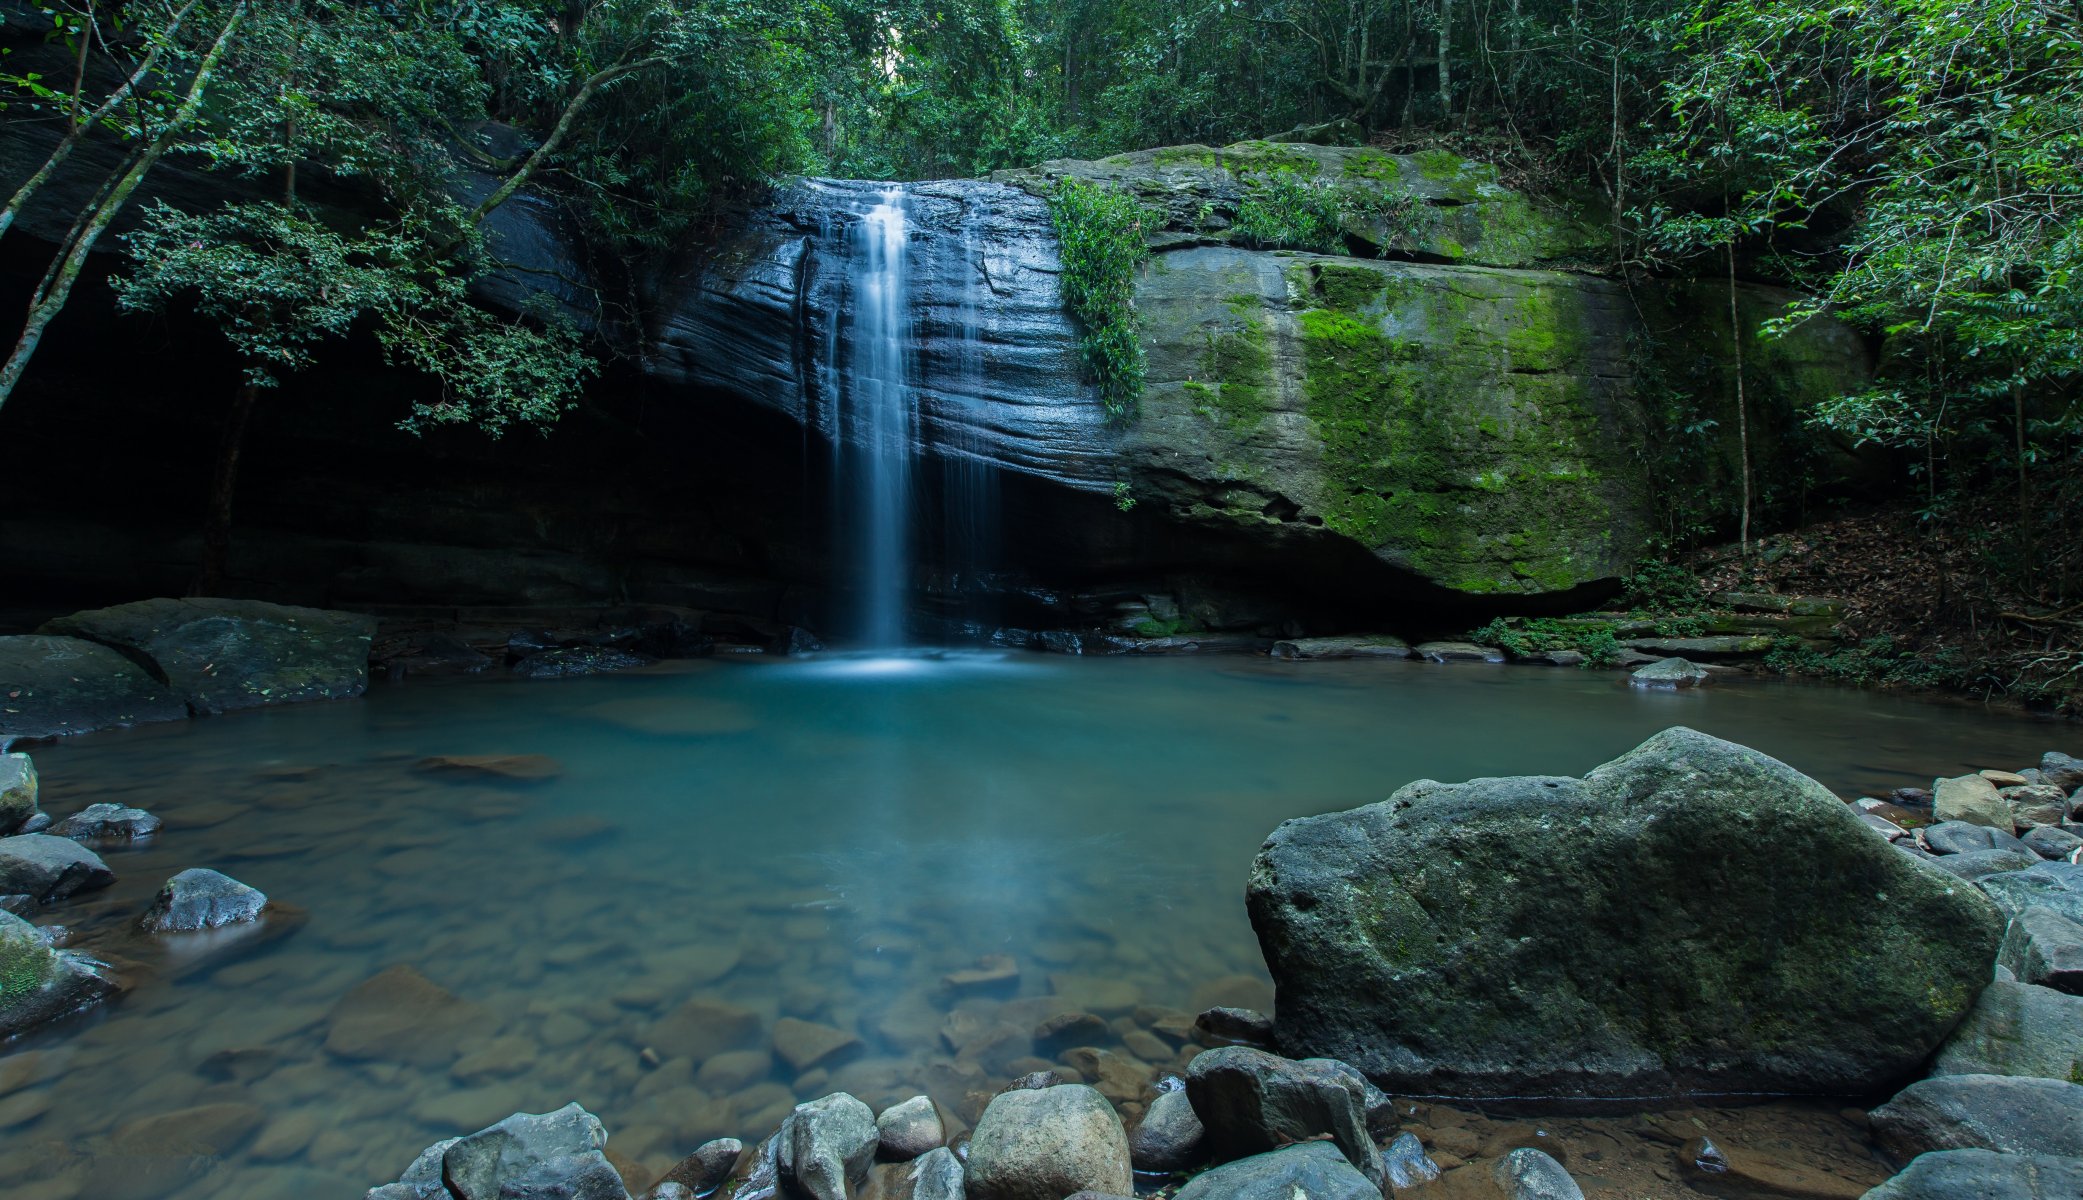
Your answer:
0,0 -> 2076,509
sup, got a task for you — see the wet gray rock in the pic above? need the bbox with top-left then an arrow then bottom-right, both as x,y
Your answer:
1862,1148 -> 2083,1200
40,598 -> 376,716
1981,862 -> 2083,925
0,908 -> 120,1039
1193,1006 -> 1275,1046
1172,1142 -> 1377,1200
1247,727 -> 2005,1097
1629,657 -> 1709,689
2041,752 -> 2083,793
1935,774 -> 2011,828
1933,981 -> 2083,1081
0,834 -> 116,906
2000,907 -> 2083,994
0,753 -> 35,833
1931,847 -> 2042,880
366,1103 -> 629,1200
1415,641 -> 1506,663
906,1146 -> 964,1200
875,1094 -> 943,1161
1183,1046 -> 1383,1188
1383,1131 -> 1441,1189
511,647 -> 656,679
1269,636 -> 1412,661
52,802 -> 161,843
1871,1074 -> 2083,1158
0,634 -> 187,741
964,1084 -> 1132,1200
778,1093 -> 877,1200
2004,785 -> 2072,830
2023,826 -> 2083,860
138,868 -> 269,932
1494,1148 -> 1585,1200
1127,1088 -> 1205,1173
654,1137 -> 743,1194
1925,822 -> 2032,856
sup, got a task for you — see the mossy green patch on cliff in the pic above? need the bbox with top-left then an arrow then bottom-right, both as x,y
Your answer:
1153,141 -> 1322,176
1199,315 -> 1275,432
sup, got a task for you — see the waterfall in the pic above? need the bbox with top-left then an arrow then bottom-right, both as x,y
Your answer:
840,188 -> 914,648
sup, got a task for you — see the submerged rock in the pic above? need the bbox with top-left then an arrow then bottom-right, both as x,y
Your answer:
1247,726 -> 2005,1097
0,634 -> 187,740
1871,1074 -> 2083,1158
0,908 -> 119,1040
1183,1046 -> 1381,1187
52,802 -> 161,843
137,868 -> 268,932
1193,1006 -> 1275,1047
964,1084 -> 1132,1200
1932,981 -> 2083,1081
1862,1148 -> 2083,1200
325,964 -> 488,1066
0,834 -> 116,907
40,597 -> 375,716
366,1102 -> 629,1200
1172,1142 -> 1377,1200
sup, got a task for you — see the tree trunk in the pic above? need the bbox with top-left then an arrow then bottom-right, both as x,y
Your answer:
1436,0 -> 1453,119
1728,241 -> 1751,555
2014,381 -> 2031,562
195,382 -> 261,595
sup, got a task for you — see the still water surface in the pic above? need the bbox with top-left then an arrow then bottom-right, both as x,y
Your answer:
0,653 -> 2057,1198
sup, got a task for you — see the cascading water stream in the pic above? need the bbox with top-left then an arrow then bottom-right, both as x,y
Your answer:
841,189 -> 915,648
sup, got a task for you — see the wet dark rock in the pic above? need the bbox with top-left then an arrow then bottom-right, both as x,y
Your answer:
1871,1074 -> 2083,1158
381,633 -> 494,678
137,868 -> 268,932
1981,862 -> 2083,925
0,634 -> 187,741
0,908 -> 120,1039
964,1084 -> 1132,1200
1860,812 -> 1912,841
1494,1148 -> 1585,1200
1193,1006 -> 1275,1047
1685,1136 -> 1729,1174
1172,1143 -> 1377,1200
1247,727 -> 2005,1097
511,646 -> 656,679
52,802 -> 161,843
1863,1148 -> 2083,1200
1999,907 -> 2083,994
1035,1010 -> 1110,1053
646,1185 -> 692,1200
15,812 -> 49,834
1127,1088 -> 1205,1173
2023,826 -> 2083,860
649,997 -> 762,1062
1629,657 -> 1709,689
778,1092 -> 877,1200
40,597 -> 375,716
1383,1131 -> 1440,1189
907,1146 -> 964,1200
0,834 -> 116,906
2004,785 -> 2072,830
1925,822 -> 2032,856
1269,636 -> 1412,661
768,627 -> 823,656
1414,641 -> 1506,663
875,1094 -> 944,1161
654,1137 -> 742,1195
1001,1070 -> 1062,1092
1183,1046 -> 1382,1188
367,1102 -> 629,1200
415,753 -> 563,782
1932,981 -> 2083,1081
942,954 -> 1019,995
1931,847 -> 2042,881
2041,752 -> 2083,793
1620,635 -> 1771,659
0,753 -> 35,833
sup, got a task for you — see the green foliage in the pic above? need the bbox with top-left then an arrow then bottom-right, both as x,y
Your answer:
1763,635 -> 1974,693
1469,617 -> 1626,667
1111,481 -> 1137,511
1231,175 -> 1429,256
1048,178 -> 1155,422
1622,560 -> 1708,615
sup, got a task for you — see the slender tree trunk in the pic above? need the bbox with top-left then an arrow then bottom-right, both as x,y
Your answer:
1728,240 -> 1751,554
2013,381 -> 2031,562
1436,0 -> 1453,119
195,381 -> 260,594
0,0 -> 199,245
0,0 -> 245,414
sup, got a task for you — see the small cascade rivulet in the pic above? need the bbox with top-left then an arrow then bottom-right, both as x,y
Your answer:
824,184 -> 1005,646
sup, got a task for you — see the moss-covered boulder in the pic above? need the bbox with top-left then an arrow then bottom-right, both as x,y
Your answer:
39,597 -> 375,716
1246,727 -> 2003,1099
1,908 -> 119,1040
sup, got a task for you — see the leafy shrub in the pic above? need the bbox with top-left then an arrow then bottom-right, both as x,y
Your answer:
1232,175 -> 1430,256
1049,179 -> 1157,423
1470,617 -> 1623,667
1622,560 -> 1709,614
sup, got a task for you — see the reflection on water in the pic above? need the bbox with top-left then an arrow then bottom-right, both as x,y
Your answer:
0,654 -> 2055,1198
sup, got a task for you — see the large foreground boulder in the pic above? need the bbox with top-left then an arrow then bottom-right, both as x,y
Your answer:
40,597 -> 375,716
964,1084 -> 1132,1200
365,1103 -> 630,1200
1247,727 -> 2005,1097
1931,981 -> 2083,1082
1,909 -> 119,1039
1172,1142 -> 1378,1200
1870,1075 -> 2083,1159
1862,1149 -> 2083,1200
0,634 -> 187,742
